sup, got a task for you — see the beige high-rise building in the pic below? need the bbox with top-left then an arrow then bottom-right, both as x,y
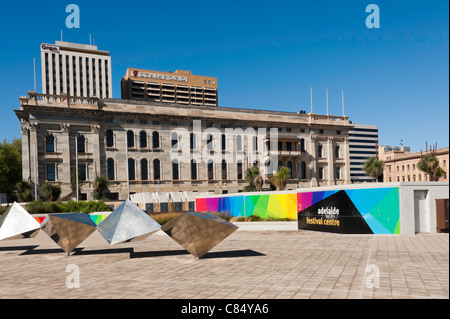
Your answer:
121,69 -> 218,106
40,41 -> 112,99
381,146 -> 449,182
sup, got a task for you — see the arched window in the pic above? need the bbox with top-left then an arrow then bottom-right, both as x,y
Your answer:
252,136 -> 258,151
318,145 -> 323,158
221,160 -> 227,180
77,135 -> 85,153
171,132 -> 178,148
221,134 -> 226,151
106,129 -> 114,147
207,134 -> 213,150
172,160 -> 179,180
152,131 -> 160,149
140,131 -> 147,149
46,135 -> 55,153
278,161 -> 283,170
127,131 -> 134,148
301,161 -> 306,179
191,160 -> 197,180
207,160 -> 214,180
335,145 -> 340,159
287,161 -> 293,179
190,133 -> 196,150
141,159 -> 148,180
107,158 -> 115,180
128,158 -> 135,180
236,135 -> 242,151
153,159 -> 160,180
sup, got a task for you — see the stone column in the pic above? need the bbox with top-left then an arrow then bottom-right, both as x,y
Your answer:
327,136 -> 335,186
309,133 -> 318,187
20,124 -> 30,182
91,125 -> 101,179
28,122 -> 39,187
60,124 -> 71,196
343,137 -> 352,184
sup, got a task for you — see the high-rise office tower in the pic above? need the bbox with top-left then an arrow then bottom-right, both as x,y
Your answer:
40,41 -> 112,98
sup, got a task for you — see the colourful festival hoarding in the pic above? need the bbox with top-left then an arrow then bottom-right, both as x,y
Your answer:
297,187 -> 400,234
195,193 -> 297,219
195,186 -> 400,234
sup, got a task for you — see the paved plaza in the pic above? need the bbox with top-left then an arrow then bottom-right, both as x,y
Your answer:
0,222 -> 448,299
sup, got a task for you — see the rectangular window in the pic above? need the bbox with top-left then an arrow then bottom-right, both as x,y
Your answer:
46,163 -> 56,181
335,167 -> 340,179
172,161 -> 179,180
318,167 -> 324,180
237,162 -> 243,180
191,161 -> 197,180
79,164 -> 87,181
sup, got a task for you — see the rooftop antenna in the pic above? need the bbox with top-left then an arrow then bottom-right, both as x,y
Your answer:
326,88 -> 329,115
89,34 -> 92,45
342,90 -> 345,116
33,57 -> 36,92
310,87 -> 313,113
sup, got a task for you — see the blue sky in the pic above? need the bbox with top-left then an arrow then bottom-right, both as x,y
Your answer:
0,0 -> 448,152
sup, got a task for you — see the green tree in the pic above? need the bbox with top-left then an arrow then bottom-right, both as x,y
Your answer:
93,175 -> 110,200
244,166 -> 260,192
269,166 -> 290,190
417,153 -> 445,181
0,138 -> 22,198
362,157 -> 385,182
15,180 -> 33,202
40,183 -> 62,201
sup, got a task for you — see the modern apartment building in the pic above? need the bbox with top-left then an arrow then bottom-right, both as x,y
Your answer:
121,69 -> 218,106
40,41 -> 112,98
348,124 -> 379,182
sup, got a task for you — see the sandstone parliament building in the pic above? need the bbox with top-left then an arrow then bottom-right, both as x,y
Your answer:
14,41 -> 358,201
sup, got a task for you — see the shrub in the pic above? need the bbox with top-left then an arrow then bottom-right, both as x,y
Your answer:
27,199 -> 48,214
210,211 -> 233,221
245,215 -> 262,221
26,199 -> 112,214
59,200 -> 112,213
150,212 -> 181,225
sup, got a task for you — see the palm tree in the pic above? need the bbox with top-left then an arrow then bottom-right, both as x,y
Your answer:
417,153 -> 445,181
40,183 -> 62,201
254,175 -> 263,192
93,175 -> 110,200
269,166 -> 290,190
362,157 -> 385,182
244,166 -> 260,192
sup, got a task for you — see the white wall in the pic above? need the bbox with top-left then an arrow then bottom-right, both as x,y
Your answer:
399,182 -> 449,235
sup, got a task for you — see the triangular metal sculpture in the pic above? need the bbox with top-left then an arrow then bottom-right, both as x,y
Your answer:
97,199 -> 161,245
0,202 -> 41,241
40,213 -> 97,254
162,212 -> 238,259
